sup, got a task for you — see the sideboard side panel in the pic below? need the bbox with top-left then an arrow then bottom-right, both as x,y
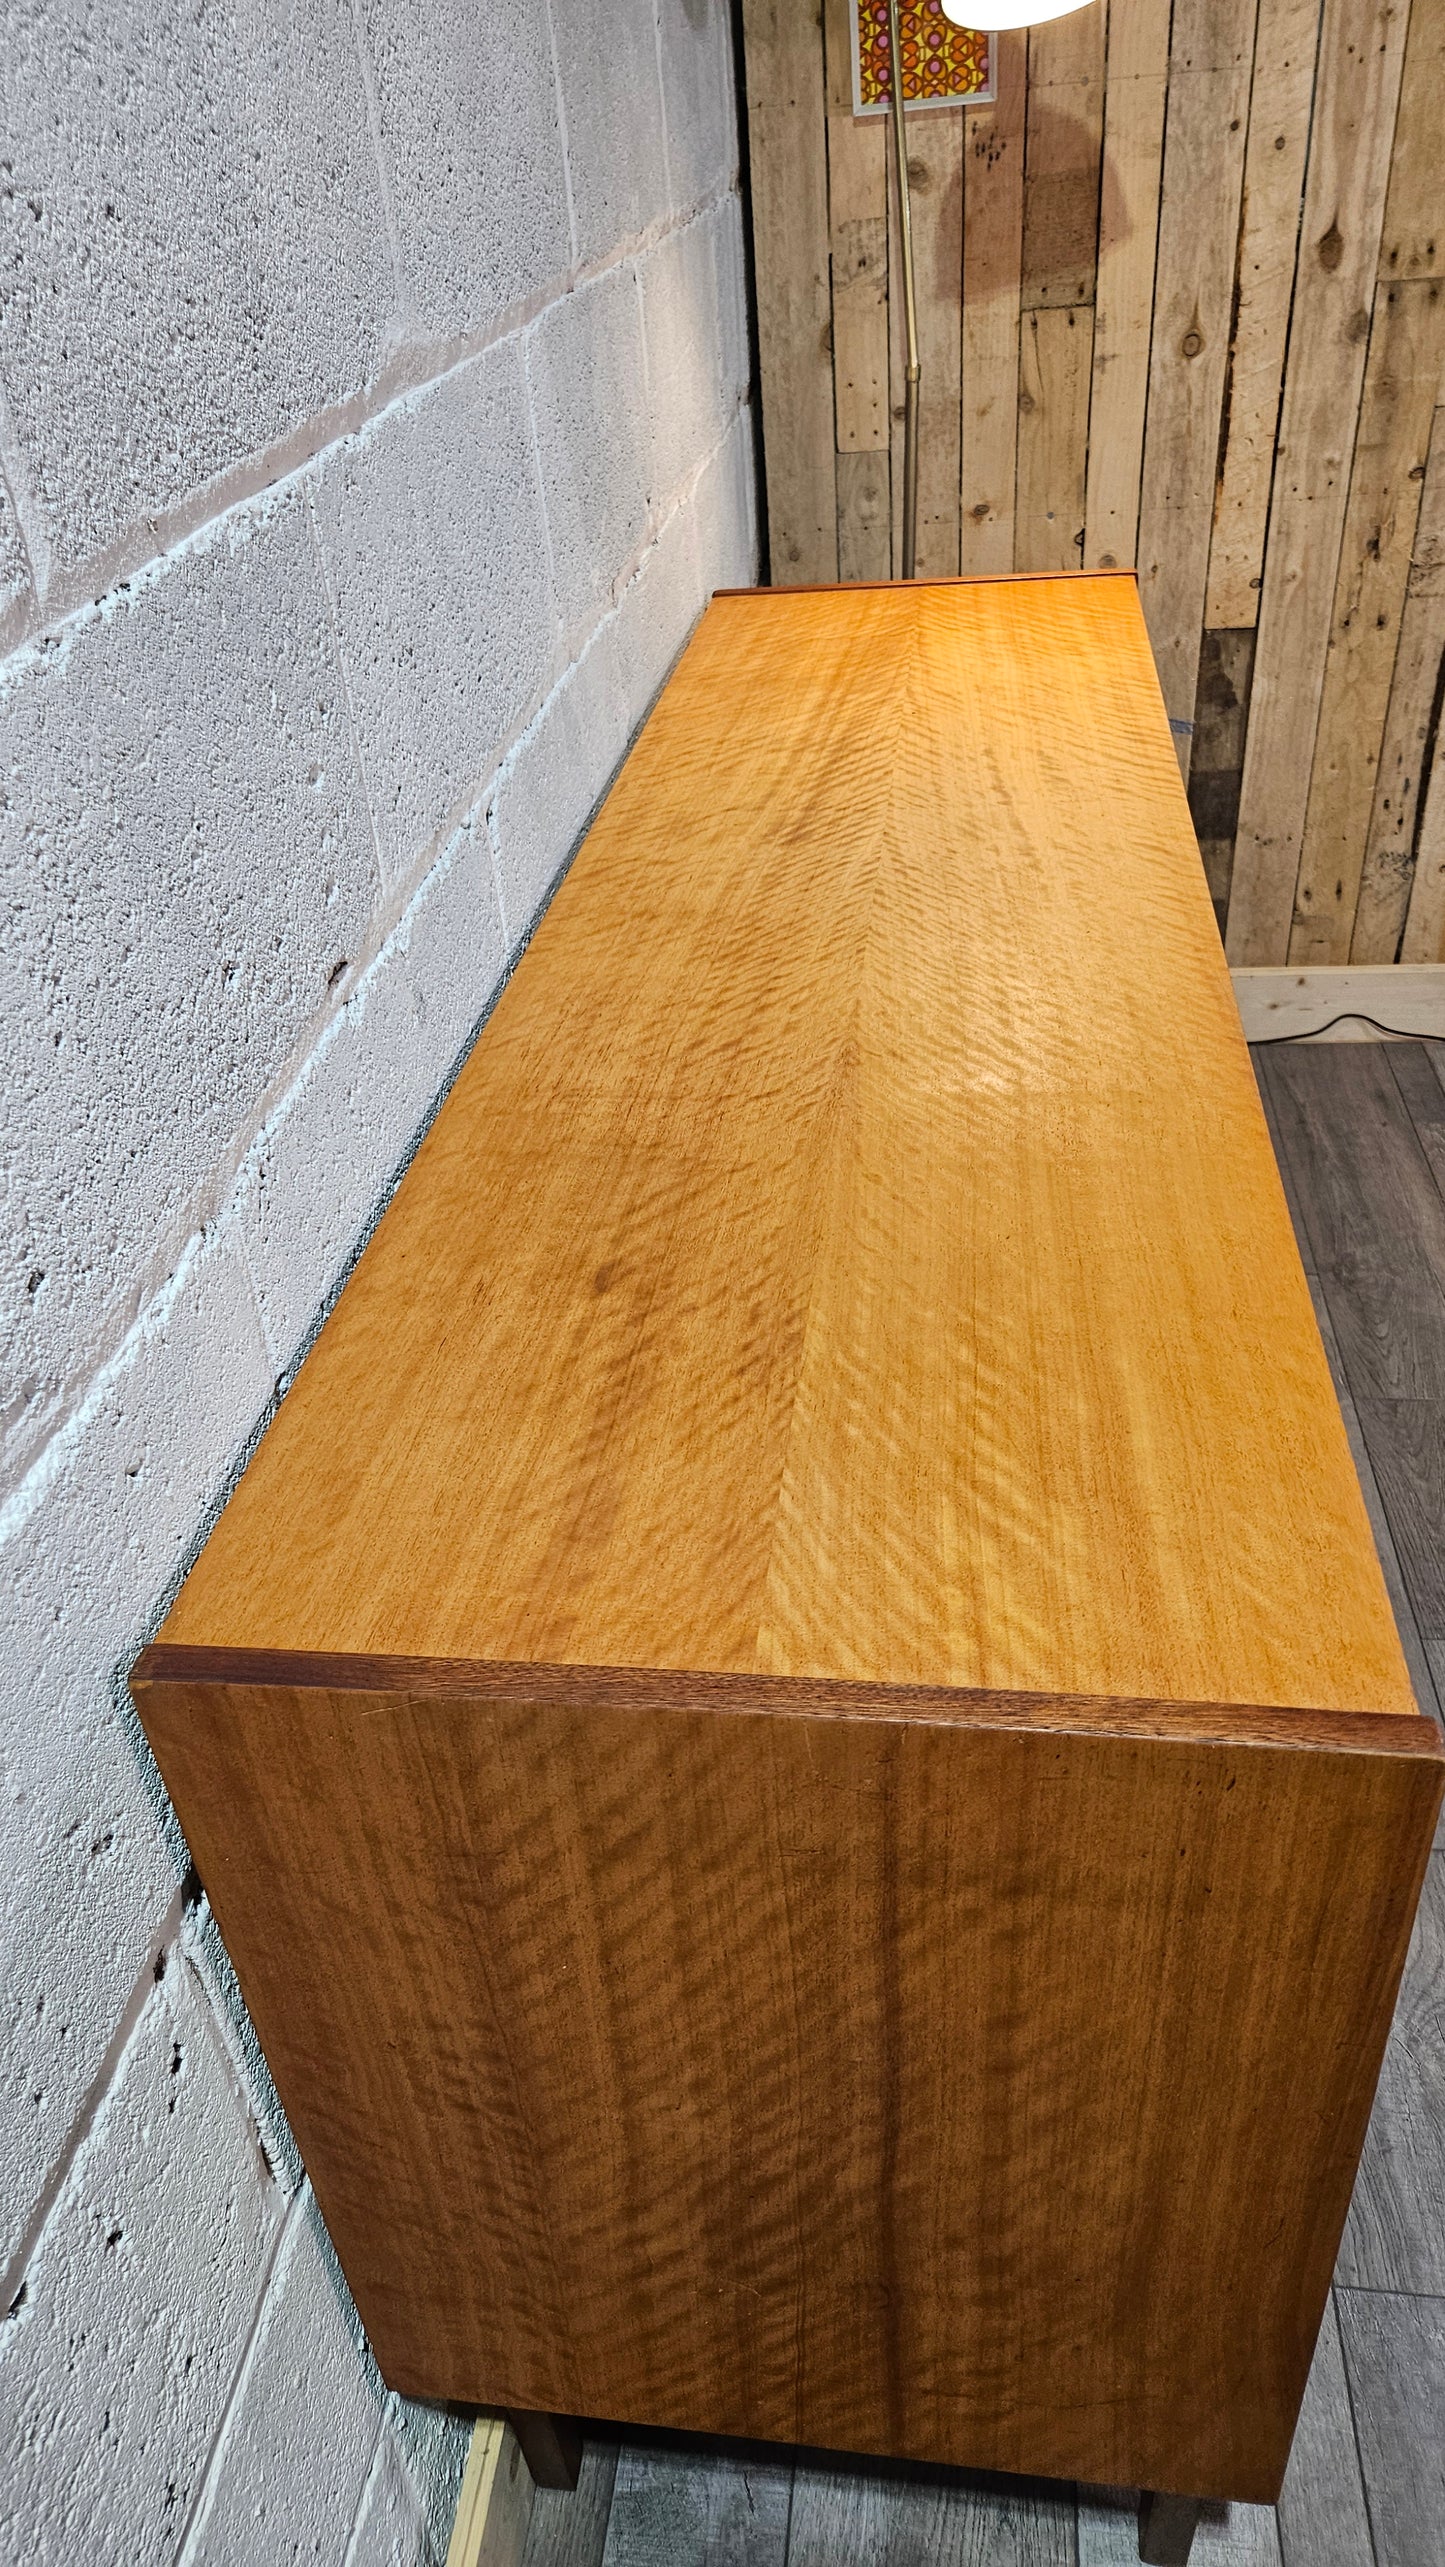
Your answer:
133,1674 -> 1441,2501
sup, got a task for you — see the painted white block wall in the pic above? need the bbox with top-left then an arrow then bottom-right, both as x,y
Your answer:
0,0 -> 758,2553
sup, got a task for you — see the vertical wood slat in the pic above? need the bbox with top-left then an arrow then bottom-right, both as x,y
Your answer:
1082,0 -> 1170,572
1016,3 -> 1104,575
960,31 -> 1026,574
742,0 -> 837,584
882,116 -> 970,577
824,0 -> 888,458
836,450 -> 892,581
1385,405 -> 1445,960
1226,0 -> 1413,962
1398,407 -> 1445,961
823,0 -> 890,581
1402,719 -> 1445,962
1290,279 -> 1445,962
1358,403 -> 1445,959
1379,0 -> 1445,284
894,113 -> 965,577
1020,2 -> 1107,311
1135,0 -> 1258,771
887,108 -> 906,576
1189,628 -> 1258,931
1016,306 -> 1094,572
881,106 -> 968,576
1203,0 -> 1322,629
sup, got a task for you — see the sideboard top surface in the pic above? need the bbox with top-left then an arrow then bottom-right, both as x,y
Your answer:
160,574 -> 1415,1718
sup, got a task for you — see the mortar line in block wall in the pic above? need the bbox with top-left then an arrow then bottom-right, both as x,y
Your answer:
0,400 -> 749,1524
304,485 -> 390,917
0,1885 -> 185,2325
538,0 -> 580,271
0,186 -> 739,674
0,370 -> 52,602
337,2415 -> 397,2567
344,0 -> 409,330
652,0 -> 676,214
170,2186 -> 306,2567
519,338 -> 568,662
0,821 -> 493,1541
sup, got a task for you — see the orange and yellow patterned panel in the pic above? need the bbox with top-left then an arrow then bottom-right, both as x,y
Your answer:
852,1 -> 992,113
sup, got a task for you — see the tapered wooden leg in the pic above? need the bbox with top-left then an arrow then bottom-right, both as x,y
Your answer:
1138,2491 -> 1202,2565
502,2410 -> 582,2491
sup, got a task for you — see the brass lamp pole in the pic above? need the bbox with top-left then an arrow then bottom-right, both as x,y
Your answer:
884,0 -> 921,579
884,0 -> 1092,581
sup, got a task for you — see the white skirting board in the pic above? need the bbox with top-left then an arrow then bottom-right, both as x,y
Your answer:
445,2419 -> 534,2567
1230,967 -> 1445,1042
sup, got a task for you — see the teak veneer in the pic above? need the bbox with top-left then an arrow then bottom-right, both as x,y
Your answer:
134,575 -> 1443,2513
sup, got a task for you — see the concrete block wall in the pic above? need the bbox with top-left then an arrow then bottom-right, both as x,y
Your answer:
0,0 -> 756,2553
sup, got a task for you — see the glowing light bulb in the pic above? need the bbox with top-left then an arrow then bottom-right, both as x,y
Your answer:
941,0 -> 1092,25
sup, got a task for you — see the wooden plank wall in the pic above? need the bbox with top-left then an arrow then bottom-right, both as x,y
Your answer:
740,0 -> 1445,963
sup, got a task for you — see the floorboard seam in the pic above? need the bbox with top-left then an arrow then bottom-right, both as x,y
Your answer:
1331,2285 -> 1386,2567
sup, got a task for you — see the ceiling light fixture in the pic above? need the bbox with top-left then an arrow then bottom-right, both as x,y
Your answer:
941,1 -> 1091,26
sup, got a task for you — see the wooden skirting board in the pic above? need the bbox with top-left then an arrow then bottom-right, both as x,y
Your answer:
1231,966 -> 1445,1043
444,2420 -> 533,2567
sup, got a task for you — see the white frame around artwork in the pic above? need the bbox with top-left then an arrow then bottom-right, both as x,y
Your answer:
849,2 -> 996,116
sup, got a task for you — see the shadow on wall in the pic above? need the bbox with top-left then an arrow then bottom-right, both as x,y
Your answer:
941,104 -> 1129,305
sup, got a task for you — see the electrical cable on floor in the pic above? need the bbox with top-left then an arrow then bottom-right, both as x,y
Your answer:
1249,1013 -> 1441,1045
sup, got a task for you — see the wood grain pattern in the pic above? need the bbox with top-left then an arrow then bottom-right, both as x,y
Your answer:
1386,1034 -> 1445,1194
1301,1276 -> 1444,1740
1227,0 -> 1412,960
1078,2488 -> 1279,2564
1202,0 -> 1319,631
599,2446 -> 792,2567
900,112 -> 965,578
447,2420 -> 534,2567
1134,0 -> 1256,765
520,2439 -> 619,2567
1082,0 -> 1169,573
823,0 -> 888,460
1273,2294 -> 1376,2567
1262,1042 -> 1445,1402
1378,0 -> 1445,284
1356,1402 -> 1445,1637
1403,716 -> 1445,965
133,1646 -> 1445,1759
960,33 -> 1026,574
155,582 -> 1413,1717
568,1040 -> 1445,2562
1291,278 -> 1445,962
1362,402 -> 1445,962
789,2457 -> 1074,2563
1257,1037 -> 1445,1851
1335,2287 -> 1445,2567
741,0 -> 836,584
1337,1853 -> 1445,2294
1014,303 -> 1091,571
133,1667 -> 1440,2500
1016,8 -> 1102,581
834,449 -> 890,583
135,582 -> 1442,2514
1190,629 -> 1256,925
1020,1 -> 1104,313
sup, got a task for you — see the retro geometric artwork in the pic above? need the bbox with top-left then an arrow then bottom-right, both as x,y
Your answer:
851,1 -> 993,116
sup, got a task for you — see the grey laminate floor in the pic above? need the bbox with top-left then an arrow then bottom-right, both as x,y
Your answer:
519,1040 -> 1445,2567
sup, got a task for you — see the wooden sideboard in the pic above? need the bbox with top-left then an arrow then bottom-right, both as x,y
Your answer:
133,574 -> 1443,2538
